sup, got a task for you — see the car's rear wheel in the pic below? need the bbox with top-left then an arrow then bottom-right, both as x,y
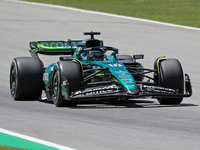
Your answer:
157,59 -> 184,104
117,55 -> 133,62
10,57 -> 44,100
52,61 -> 81,107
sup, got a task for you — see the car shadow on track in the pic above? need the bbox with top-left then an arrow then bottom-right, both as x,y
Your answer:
73,100 -> 198,109
36,97 -> 198,108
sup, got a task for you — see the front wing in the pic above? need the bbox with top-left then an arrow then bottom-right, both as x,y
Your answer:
61,74 -> 192,101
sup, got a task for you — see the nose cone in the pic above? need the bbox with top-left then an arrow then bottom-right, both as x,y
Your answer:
127,89 -> 138,95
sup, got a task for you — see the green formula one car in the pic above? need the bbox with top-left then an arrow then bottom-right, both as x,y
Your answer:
10,32 -> 192,107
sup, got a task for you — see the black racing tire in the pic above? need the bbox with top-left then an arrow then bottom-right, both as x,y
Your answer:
10,57 -> 44,100
117,55 -> 133,62
158,59 -> 184,105
52,61 -> 81,107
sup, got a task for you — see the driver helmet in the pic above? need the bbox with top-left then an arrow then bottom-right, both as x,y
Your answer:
90,51 -> 104,61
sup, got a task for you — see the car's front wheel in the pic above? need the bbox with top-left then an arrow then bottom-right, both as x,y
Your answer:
52,61 -> 81,107
157,59 -> 184,105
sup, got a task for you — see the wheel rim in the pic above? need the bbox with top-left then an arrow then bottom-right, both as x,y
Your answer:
52,71 -> 59,102
10,66 -> 16,96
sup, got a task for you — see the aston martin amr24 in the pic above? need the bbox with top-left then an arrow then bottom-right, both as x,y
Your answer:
10,32 -> 192,107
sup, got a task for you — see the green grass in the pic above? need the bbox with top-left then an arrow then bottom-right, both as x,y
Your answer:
0,145 -> 27,150
23,0 -> 200,28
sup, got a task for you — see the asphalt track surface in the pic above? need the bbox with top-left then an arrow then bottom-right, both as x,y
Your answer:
1,0 -> 200,150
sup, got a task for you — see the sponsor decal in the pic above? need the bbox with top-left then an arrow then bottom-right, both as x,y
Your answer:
108,63 -> 122,67
39,41 -> 79,49
60,56 -> 72,61
128,85 -> 136,89
92,66 -> 101,69
62,81 -> 67,86
142,85 -> 177,94
43,73 -> 49,81
133,55 -> 144,59
123,80 -> 133,83
118,74 -> 132,79
40,42 -> 66,49
73,85 -> 120,96
114,70 -> 127,74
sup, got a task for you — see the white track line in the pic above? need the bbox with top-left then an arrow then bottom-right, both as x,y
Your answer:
0,128 -> 76,150
6,0 -> 200,31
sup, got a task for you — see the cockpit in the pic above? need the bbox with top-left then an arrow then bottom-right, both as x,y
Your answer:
79,46 -> 118,62
81,50 -> 105,61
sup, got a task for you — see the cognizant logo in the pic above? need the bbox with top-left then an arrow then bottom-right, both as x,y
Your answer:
40,42 -> 67,49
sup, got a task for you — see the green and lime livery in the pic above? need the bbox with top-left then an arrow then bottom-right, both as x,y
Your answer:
41,45 -> 138,100
10,32 -> 192,107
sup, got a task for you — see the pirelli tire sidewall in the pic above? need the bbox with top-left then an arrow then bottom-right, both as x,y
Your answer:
158,59 -> 184,104
10,57 -> 44,100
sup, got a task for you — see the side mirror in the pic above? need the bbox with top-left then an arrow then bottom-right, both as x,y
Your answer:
133,54 -> 144,61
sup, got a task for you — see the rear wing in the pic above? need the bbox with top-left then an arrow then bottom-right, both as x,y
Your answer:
29,40 -> 81,57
